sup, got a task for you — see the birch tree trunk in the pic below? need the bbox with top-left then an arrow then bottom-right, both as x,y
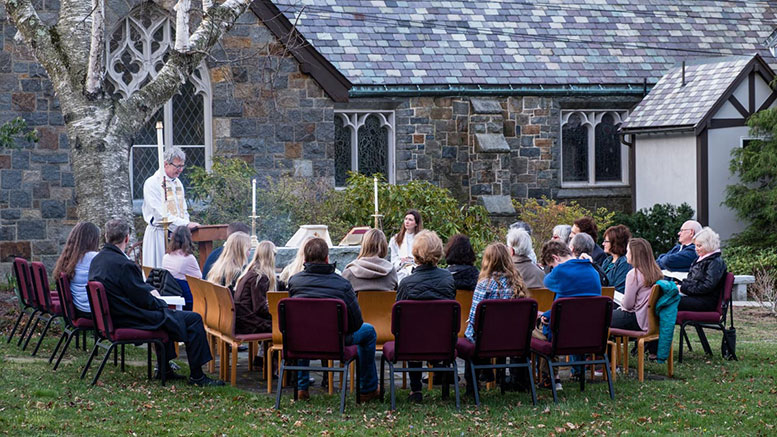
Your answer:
4,0 -> 254,231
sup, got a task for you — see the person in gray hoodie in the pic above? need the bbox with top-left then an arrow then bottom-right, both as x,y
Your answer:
342,229 -> 398,292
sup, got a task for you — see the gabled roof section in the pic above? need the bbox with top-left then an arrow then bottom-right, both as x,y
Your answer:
268,0 -> 777,86
621,54 -> 776,133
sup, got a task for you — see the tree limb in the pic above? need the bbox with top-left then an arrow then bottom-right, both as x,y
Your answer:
174,0 -> 191,51
85,0 -> 104,95
115,0 -> 253,136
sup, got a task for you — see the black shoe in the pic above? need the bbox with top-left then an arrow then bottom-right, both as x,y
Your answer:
189,375 -> 226,387
408,391 -> 423,403
153,366 -> 186,380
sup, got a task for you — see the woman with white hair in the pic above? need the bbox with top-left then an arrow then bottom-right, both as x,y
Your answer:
678,227 -> 727,311
506,227 -> 545,288
551,224 -> 572,245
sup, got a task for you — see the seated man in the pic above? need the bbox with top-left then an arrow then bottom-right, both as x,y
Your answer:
656,220 -> 702,272
88,218 -> 223,386
287,237 -> 379,402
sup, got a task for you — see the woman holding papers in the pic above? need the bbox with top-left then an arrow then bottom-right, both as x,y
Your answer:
610,238 -> 663,331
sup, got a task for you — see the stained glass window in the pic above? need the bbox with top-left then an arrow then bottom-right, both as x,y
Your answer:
561,110 -> 628,185
107,5 -> 212,201
334,111 -> 395,187
562,113 -> 588,182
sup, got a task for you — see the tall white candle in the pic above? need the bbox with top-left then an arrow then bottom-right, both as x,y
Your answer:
156,121 -> 164,173
373,176 -> 379,215
252,178 -> 257,215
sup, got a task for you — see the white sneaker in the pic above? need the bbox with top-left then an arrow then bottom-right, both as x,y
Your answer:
594,370 -> 603,378
555,382 -> 563,391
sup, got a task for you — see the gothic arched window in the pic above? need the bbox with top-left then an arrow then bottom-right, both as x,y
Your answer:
334,111 -> 395,187
561,110 -> 628,186
106,5 -> 212,201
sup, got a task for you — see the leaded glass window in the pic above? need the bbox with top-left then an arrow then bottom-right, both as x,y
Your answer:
334,111 -> 395,187
561,110 -> 629,186
106,5 -> 212,201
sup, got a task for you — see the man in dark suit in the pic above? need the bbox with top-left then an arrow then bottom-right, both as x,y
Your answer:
89,218 -> 223,386
656,220 -> 701,272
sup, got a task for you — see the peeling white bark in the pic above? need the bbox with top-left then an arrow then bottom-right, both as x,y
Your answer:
203,0 -> 212,10
174,0 -> 191,51
4,0 -> 254,228
85,0 -> 104,95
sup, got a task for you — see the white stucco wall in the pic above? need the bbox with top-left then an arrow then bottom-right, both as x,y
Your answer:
634,133 -> 697,214
707,127 -> 749,241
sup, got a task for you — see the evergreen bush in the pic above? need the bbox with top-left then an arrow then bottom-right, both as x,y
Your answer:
611,203 -> 694,255
512,196 -> 615,249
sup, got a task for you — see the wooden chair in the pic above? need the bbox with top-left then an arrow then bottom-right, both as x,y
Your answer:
525,288 -> 556,312
601,286 -> 615,300
210,282 -> 272,386
610,285 -> 673,382
357,290 -> 396,351
266,291 -> 288,393
141,266 -> 153,280
455,290 -> 474,338
197,278 -> 222,374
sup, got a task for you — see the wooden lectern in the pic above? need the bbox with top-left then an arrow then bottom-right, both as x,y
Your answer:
191,224 -> 229,269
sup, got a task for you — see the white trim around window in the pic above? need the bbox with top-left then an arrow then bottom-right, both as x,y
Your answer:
560,109 -> 630,188
334,109 -> 396,186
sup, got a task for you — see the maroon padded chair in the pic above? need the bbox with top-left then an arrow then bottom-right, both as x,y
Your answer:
456,298 -> 538,406
530,296 -> 614,403
274,298 -> 359,414
81,281 -> 169,386
7,258 -> 39,346
380,300 -> 461,410
677,273 -> 736,362
23,262 -> 63,356
50,273 -> 96,370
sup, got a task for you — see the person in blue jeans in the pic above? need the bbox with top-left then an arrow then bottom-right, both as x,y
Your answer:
287,237 -> 379,402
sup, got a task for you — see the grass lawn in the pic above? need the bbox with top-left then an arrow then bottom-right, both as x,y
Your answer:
1,297 -> 776,435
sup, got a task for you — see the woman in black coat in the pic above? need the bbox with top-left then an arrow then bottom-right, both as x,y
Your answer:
444,234 -> 479,291
679,227 -> 727,312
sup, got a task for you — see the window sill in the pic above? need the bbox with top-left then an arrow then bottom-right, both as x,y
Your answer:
557,186 -> 631,199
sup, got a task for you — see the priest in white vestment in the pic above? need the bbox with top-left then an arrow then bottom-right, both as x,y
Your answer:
142,147 -> 199,268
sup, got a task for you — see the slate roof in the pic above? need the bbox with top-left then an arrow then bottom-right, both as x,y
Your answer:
620,55 -> 754,131
273,0 -> 777,86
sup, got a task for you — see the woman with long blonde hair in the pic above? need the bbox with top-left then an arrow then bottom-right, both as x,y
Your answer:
277,237 -> 313,290
206,231 -> 250,293
234,240 -> 276,335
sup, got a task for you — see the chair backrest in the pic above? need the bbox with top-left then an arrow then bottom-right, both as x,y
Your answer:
390,300 -> 460,362
455,289 -> 474,338
186,275 -> 207,319
525,287 -> 556,312
278,297 -> 348,361
601,286 -> 615,300
30,261 -> 57,313
12,258 -> 35,308
268,291 -> 289,344
141,265 -> 152,280
717,273 -> 736,316
212,282 -> 237,337
644,284 -> 662,336
201,281 -> 222,333
356,290 -> 396,347
549,296 -> 612,356
87,281 -> 114,340
472,298 -> 537,359
56,273 -> 79,325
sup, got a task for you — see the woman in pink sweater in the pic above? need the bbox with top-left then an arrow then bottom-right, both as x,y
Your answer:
162,226 -> 202,310
610,238 -> 663,332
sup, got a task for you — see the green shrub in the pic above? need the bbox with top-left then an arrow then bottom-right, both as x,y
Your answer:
612,203 -> 694,255
187,157 -> 253,226
512,196 -> 615,250
723,244 -> 777,276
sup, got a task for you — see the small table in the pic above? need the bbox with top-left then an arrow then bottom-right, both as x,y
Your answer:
159,295 -> 185,311
191,225 -> 229,269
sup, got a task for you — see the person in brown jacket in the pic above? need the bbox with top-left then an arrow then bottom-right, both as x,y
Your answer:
342,229 -> 398,292
234,240 -> 276,335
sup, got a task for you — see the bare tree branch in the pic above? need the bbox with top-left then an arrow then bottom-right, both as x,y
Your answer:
174,0 -> 191,51
85,0 -> 104,95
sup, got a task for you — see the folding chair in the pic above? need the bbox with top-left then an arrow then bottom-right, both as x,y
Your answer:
81,281 -> 169,386
456,298 -> 538,406
50,273 -> 96,370
7,258 -> 38,345
530,296 -> 615,403
380,300 -> 461,410
677,273 -> 736,362
274,298 -> 359,414
25,262 -> 63,356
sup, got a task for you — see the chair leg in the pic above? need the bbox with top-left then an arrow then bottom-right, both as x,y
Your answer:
248,342 -> 255,372
147,343 -> 153,380
668,343 -> 674,378
267,349 -> 273,394
389,361 -> 397,410
452,360 -> 461,411
547,358 -> 558,404
350,361 -> 356,394
274,360 -> 285,409
120,344 -> 126,372
80,342 -> 100,379
637,339 -> 645,382
92,343 -> 116,385
469,360 -> 480,407
159,341 -> 167,387
231,342 -> 238,387
526,357 -> 537,406
609,341 -> 617,383
54,330 -> 77,370
695,325 -> 712,356
678,326 -> 685,363
328,360 -> 334,395
379,355 -> 385,402
49,330 -> 68,364
17,310 -> 39,346
208,335 -> 216,373
604,354 -> 615,400
340,363 -> 349,414
6,311 -> 26,344
402,361 -> 407,389
32,315 -> 59,356
21,314 -> 42,350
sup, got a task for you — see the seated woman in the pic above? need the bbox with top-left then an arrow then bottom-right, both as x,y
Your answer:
552,224 -> 572,245
506,227 -> 545,288
206,231 -> 250,294
396,230 -> 455,404
342,229 -> 398,292
52,222 -> 100,318
678,227 -> 726,312
162,226 -> 201,310
234,240 -> 276,336
611,238 -> 663,331
389,209 -> 423,282
601,225 -> 633,294
444,234 -> 479,291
